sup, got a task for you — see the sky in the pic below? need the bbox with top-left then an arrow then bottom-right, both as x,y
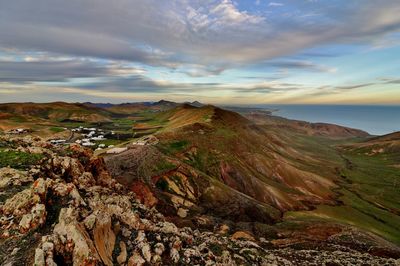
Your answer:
0,0 -> 399,105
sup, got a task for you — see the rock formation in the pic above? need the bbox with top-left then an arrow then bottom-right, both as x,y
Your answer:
0,135 -> 399,265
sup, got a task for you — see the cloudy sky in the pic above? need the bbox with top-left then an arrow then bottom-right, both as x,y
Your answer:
0,0 -> 399,104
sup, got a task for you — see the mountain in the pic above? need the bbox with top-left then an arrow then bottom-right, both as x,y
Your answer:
183,101 -> 204,108
367,131 -> 400,142
244,111 -> 369,138
0,102 -> 111,125
103,104 -> 400,246
104,105 -> 347,224
342,131 -> 400,156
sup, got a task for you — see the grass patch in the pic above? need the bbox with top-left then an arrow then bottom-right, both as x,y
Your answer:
97,139 -> 124,147
214,128 -> 237,139
155,159 -> 176,173
9,116 -> 27,123
184,149 -> 218,175
0,150 -> 44,170
157,140 -> 189,155
169,140 -> 189,152
49,126 -> 65,133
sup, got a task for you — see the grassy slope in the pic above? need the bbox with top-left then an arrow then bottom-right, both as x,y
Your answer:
285,137 -> 400,245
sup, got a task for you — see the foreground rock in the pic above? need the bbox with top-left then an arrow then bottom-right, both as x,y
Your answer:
0,136 -> 399,265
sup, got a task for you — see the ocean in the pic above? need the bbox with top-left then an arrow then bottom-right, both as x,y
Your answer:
256,105 -> 400,136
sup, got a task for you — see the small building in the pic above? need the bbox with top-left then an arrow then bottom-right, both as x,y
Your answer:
7,128 -> 28,134
82,141 -> 95,147
106,147 -> 127,154
50,139 -> 66,145
91,136 -> 105,141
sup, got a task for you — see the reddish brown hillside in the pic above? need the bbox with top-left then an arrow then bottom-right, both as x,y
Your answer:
0,102 -> 111,122
246,113 -> 369,138
105,105 -> 342,229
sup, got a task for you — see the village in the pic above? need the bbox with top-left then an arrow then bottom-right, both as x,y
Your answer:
5,126 -> 158,154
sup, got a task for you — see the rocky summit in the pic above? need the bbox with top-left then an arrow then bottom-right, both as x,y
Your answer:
0,135 -> 399,265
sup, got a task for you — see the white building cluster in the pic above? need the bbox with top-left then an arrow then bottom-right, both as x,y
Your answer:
71,126 -> 109,147
6,128 -> 28,134
49,126 -> 114,149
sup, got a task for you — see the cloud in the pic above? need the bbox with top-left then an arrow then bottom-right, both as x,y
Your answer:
0,60 -> 106,83
334,83 -> 374,90
0,58 -> 146,83
268,2 -> 283,7
0,0 -> 399,71
266,60 -> 337,73
0,0 -> 399,104
380,77 -> 400,84
210,0 -> 265,24
176,64 -> 226,77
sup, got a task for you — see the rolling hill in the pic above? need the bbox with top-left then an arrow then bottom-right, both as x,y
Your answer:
101,103 -> 400,248
0,102 -> 112,122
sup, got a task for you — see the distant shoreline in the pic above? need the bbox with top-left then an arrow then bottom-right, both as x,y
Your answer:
253,104 -> 400,136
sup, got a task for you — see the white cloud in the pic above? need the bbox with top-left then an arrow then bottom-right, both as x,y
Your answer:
268,2 -> 283,7
210,0 -> 265,24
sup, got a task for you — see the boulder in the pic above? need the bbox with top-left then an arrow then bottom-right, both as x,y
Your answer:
52,181 -> 73,196
130,181 -> 158,208
19,203 -> 46,232
116,241 -> 127,265
127,251 -> 145,266
0,167 -> 32,188
141,242 -> 152,262
30,203 -> 46,228
218,224 -> 230,235
19,213 -> 33,232
52,157 -> 84,179
93,212 -> 115,266
34,248 -> 45,266
154,243 -> 165,256
69,144 -> 93,159
231,231 -> 256,241
69,186 -> 86,207
2,188 -> 39,215
158,221 -> 179,235
177,208 -> 188,218
83,213 -> 97,231
170,247 -> 180,263
32,178 -> 47,200
75,172 -> 95,189
53,208 -> 100,265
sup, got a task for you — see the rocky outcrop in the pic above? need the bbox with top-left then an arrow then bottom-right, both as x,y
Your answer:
0,136 -> 399,266
0,167 -> 33,188
52,208 -> 100,265
93,212 -> 115,266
